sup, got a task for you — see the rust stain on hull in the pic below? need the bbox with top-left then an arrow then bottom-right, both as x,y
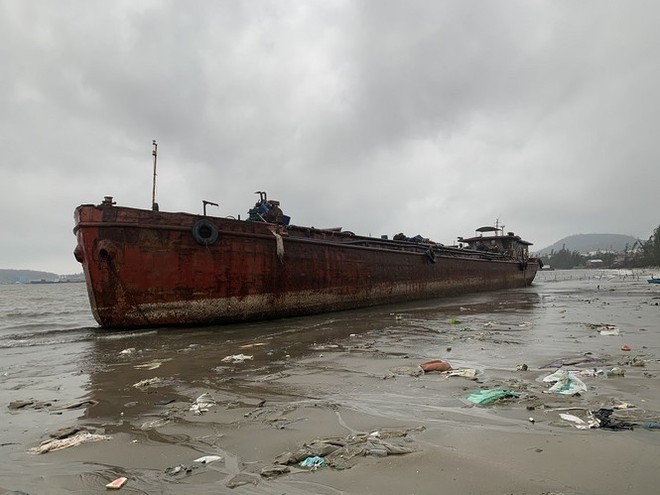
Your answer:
74,202 -> 539,329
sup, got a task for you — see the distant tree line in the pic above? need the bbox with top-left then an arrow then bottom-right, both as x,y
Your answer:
540,225 -> 660,269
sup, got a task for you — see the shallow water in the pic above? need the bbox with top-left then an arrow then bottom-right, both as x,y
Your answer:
1,269 -> 659,494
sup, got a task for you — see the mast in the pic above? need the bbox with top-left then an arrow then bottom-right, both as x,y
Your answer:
151,140 -> 158,211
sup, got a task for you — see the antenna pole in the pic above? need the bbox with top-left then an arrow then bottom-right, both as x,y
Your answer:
151,140 -> 158,211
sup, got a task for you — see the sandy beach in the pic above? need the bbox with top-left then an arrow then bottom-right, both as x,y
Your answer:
2,269 -> 659,494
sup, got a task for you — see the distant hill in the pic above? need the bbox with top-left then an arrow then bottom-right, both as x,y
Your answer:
536,234 -> 639,256
0,269 -> 59,284
0,269 -> 83,284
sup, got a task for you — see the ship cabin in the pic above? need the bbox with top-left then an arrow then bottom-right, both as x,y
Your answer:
458,226 -> 533,261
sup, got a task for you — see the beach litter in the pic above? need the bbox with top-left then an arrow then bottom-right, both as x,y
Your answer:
559,412 -> 600,430
105,477 -> 127,490
29,431 -> 111,454
445,368 -> 478,379
628,356 -> 646,367
190,393 -> 217,415
465,388 -> 520,405
193,455 -> 222,464
134,360 -> 165,370
221,354 -> 253,364
585,323 -> 621,336
165,464 -> 198,477
558,408 -> 654,431
265,427 -> 422,475
542,370 -> 588,395
420,359 -> 452,372
133,377 -> 164,388
299,456 -> 326,469
607,367 -> 625,377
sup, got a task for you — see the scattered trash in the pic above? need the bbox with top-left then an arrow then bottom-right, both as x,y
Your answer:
164,464 -> 197,476
105,477 -> 127,490
517,363 -> 529,371
585,324 -> 621,336
133,377 -> 163,388
445,368 -> 477,379
593,408 -> 634,430
558,407 -> 651,431
193,455 -> 222,464
621,345 -> 632,351
299,456 -> 326,469
629,356 -> 646,367
119,348 -> 135,356
559,412 -> 599,430
528,417 -> 535,424
466,388 -> 520,405
420,359 -> 451,372
575,369 -> 604,377
239,342 -> 267,349
221,354 -> 254,363
190,393 -> 217,415
542,370 -> 588,395
134,360 -> 164,370
140,418 -> 169,430
607,367 -> 625,377
449,318 -> 461,325
29,431 -> 111,454
269,426 -> 422,474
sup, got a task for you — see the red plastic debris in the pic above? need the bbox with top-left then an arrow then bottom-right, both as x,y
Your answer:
420,359 -> 452,372
105,477 -> 127,490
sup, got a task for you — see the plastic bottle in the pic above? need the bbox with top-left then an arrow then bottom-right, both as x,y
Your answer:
607,367 -> 625,377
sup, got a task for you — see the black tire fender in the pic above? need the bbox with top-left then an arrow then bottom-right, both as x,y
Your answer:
192,219 -> 219,246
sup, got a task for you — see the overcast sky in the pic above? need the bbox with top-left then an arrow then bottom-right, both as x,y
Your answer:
2,0 -> 658,274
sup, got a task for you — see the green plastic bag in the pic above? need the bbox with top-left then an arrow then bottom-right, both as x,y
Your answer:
466,388 -> 520,405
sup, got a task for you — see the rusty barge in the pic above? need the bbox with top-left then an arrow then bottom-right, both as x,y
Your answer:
73,193 -> 540,329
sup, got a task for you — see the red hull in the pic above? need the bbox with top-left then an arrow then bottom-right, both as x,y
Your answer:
73,202 -> 539,328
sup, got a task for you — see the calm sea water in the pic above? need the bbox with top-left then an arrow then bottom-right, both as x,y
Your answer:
0,283 -> 97,344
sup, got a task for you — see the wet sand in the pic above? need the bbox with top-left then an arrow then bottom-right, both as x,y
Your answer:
2,269 -> 660,494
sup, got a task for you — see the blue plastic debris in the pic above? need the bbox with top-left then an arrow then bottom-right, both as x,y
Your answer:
299,456 -> 326,469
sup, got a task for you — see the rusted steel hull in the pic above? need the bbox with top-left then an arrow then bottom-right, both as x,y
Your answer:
73,203 -> 539,329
